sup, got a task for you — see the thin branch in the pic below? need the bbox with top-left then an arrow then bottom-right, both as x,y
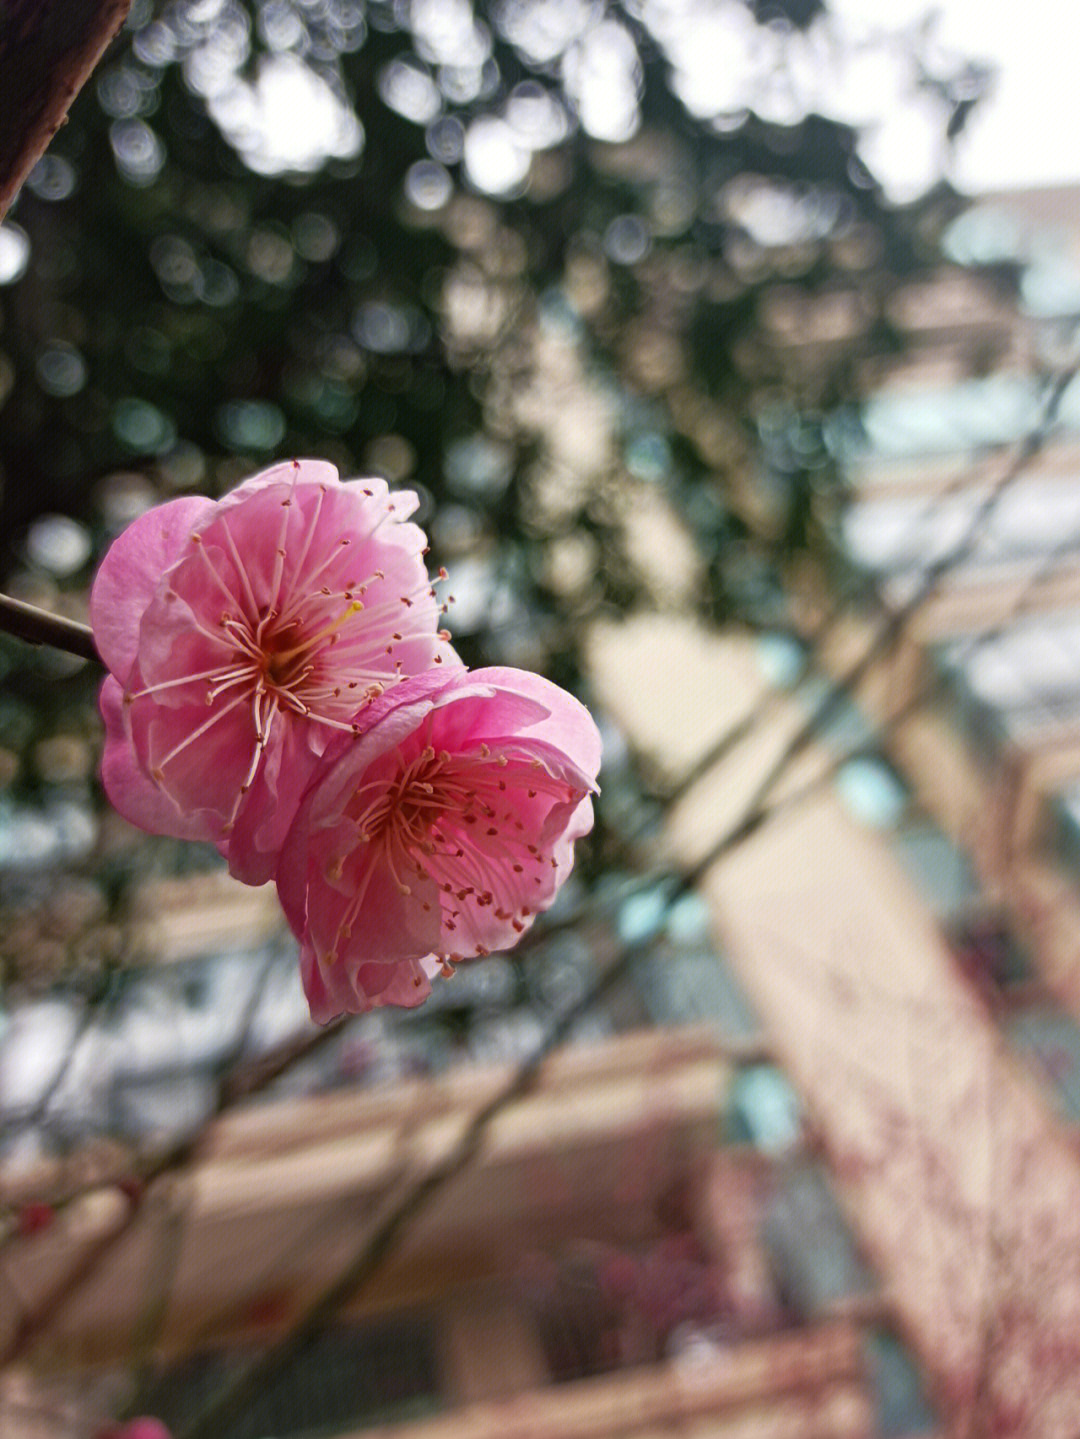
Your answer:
169,367 -> 1080,1437
0,1013 -> 349,1366
663,365 -> 1080,879
174,913 -> 627,1439
0,592 -> 99,663
645,452 -> 1005,824
123,949 -> 283,1412
522,365 -> 1080,954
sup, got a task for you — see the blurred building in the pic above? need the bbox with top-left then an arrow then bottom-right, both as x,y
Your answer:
589,614 -> 1080,1438
2,1021 -> 934,1439
14,176 -> 1080,1439
588,184 -> 1080,1437
818,187 -> 1080,1034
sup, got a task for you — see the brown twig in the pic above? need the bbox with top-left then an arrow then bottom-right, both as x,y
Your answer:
167,364 -> 1080,1438
0,592 -> 99,663
0,1014 -> 349,1368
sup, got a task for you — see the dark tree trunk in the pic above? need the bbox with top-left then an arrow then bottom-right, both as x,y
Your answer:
0,0 -> 131,220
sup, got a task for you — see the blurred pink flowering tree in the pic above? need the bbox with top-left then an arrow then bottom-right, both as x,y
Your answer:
94,1420 -> 172,1439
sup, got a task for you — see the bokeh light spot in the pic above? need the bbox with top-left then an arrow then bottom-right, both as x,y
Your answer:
25,155 -> 76,202
0,224 -> 30,284
378,55 -> 442,124
209,55 -> 363,175
426,114 -> 466,163
604,214 -> 651,266
112,398 -> 177,453
445,434 -> 513,497
25,516 -> 92,577
293,212 -> 340,263
463,116 -> 531,195
110,119 -> 166,185
216,399 -> 287,452
353,301 -> 430,354
506,80 -> 570,149
36,344 -> 87,398
405,159 -> 454,211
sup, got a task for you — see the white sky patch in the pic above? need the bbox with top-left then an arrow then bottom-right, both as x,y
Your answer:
463,114 -> 531,194
208,53 -> 363,176
642,0 -> 1077,200
563,18 -> 642,142
831,0 -> 1080,194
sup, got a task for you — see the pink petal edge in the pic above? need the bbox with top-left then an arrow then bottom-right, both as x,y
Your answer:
99,678 -> 221,843
216,457 -> 340,509
469,667 -> 603,784
90,496 -> 215,678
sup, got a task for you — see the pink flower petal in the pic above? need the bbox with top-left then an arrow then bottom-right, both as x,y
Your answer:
469,667 -> 604,780
342,474 -> 423,524
90,495 -> 214,677
90,460 -> 451,880
278,667 -> 601,1023
99,677 -> 221,842
299,944 -> 438,1022
226,712 -> 320,885
217,456 -> 340,507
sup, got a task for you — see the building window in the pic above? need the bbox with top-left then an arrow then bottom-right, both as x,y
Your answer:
148,1315 -> 441,1439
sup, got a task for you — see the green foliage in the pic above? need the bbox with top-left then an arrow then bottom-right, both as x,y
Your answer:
0,0 -> 999,874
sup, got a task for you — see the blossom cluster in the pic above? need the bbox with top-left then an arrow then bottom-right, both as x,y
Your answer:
92,459 -> 601,1022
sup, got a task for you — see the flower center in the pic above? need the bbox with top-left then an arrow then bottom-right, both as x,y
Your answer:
123,482 -> 451,843
355,746 -> 448,848
261,625 -> 308,692
324,741 -> 574,968
219,601 -> 358,712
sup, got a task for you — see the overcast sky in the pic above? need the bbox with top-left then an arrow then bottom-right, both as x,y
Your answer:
833,0 -> 1079,196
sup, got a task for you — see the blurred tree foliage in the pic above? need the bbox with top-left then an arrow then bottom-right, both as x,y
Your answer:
0,0 -> 1000,849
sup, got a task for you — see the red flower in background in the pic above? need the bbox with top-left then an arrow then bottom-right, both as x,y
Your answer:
93,1420 -> 172,1439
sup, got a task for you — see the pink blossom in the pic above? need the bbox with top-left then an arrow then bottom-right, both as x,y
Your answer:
277,667 -> 601,1022
93,1421 -> 172,1439
91,459 -> 453,883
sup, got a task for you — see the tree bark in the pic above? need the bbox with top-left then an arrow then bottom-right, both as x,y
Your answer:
0,590 -> 99,661
0,0 -> 132,222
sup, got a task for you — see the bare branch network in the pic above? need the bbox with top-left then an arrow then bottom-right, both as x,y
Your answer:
2,360 -> 1075,1436
3,6 -> 1080,1436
